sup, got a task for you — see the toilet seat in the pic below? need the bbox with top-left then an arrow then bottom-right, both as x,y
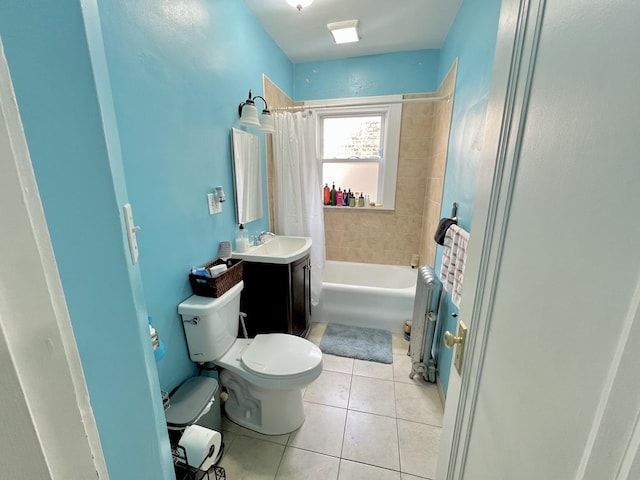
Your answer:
216,334 -> 322,390
241,333 -> 322,378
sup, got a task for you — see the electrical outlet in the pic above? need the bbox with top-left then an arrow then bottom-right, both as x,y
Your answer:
208,193 -> 222,215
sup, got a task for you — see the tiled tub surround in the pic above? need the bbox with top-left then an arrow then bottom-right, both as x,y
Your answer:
323,94 -> 438,266
264,67 -> 456,268
418,62 -> 457,267
324,63 -> 456,267
219,322 -> 444,480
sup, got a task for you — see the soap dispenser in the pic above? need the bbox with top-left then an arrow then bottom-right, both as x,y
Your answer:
235,224 -> 249,253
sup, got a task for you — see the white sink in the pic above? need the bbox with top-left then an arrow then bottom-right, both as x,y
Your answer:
232,235 -> 312,264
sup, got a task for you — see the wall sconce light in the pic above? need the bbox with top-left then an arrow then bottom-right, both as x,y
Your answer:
238,90 -> 275,133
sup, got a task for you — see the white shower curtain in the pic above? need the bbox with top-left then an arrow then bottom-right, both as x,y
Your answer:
272,111 -> 325,306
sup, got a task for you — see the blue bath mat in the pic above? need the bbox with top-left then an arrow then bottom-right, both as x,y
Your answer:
319,323 -> 393,364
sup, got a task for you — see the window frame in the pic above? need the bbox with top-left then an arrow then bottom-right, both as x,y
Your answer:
307,95 -> 403,210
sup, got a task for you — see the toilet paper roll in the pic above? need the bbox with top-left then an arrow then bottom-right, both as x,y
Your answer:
178,424 -> 222,471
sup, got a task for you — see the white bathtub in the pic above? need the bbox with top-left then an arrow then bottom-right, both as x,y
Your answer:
312,260 -> 417,333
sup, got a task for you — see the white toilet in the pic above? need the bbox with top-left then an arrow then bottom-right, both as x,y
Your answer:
178,281 -> 322,435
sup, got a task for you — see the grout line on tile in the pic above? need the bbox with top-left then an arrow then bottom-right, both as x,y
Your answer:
286,444 -> 342,459
273,446 -> 286,480
393,376 -> 402,475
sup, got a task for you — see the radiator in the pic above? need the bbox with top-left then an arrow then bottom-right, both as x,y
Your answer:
409,266 -> 442,383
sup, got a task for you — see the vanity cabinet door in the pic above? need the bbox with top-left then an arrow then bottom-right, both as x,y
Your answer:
239,254 -> 310,338
240,261 -> 289,337
289,255 -> 310,337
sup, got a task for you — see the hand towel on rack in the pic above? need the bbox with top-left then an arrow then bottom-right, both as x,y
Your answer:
451,226 -> 469,308
439,226 -> 456,294
439,224 -> 470,308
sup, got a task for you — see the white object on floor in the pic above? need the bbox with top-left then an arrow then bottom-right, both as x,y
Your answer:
177,424 -> 222,471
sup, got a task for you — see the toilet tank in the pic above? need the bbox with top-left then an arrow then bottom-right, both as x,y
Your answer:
178,281 -> 243,363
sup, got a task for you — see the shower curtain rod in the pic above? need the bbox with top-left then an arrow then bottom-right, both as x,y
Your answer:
272,94 -> 451,112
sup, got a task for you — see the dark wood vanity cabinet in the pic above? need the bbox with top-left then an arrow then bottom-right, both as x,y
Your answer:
239,254 -> 311,338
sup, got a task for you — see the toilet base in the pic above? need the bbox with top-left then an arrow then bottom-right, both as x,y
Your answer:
220,370 -> 306,435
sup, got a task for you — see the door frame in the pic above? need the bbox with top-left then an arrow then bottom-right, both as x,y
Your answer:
438,0 -> 548,477
0,38 -> 108,478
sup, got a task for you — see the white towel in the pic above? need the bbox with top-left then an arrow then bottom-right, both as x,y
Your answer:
451,226 -> 469,308
439,226 -> 456,294
439,224 -> 470,308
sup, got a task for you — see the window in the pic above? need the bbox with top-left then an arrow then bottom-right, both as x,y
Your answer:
310,96 -> 402,209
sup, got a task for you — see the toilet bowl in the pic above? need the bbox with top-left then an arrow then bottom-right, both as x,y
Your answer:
178,281 -> 323,435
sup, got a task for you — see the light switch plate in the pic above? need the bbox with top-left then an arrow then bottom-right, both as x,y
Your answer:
123,203 -> 139,264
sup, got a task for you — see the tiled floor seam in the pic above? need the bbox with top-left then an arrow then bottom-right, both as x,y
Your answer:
338,373 -> 353,460
272,446 -> 286,480
393,377 -> 403,477
284,444 -> 342,459
397,417 -> 444,429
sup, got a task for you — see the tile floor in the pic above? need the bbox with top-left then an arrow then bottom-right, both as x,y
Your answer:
217,322 -> 444,480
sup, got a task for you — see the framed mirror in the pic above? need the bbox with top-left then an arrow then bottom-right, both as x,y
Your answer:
231,128 -> 263,224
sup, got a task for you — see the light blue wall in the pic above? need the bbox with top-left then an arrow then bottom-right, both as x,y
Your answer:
435,0 -> 502,395
294,49 -> 440,100
96,0 -> 293,391
1,0 -> 292,478
0,1 -> 172,478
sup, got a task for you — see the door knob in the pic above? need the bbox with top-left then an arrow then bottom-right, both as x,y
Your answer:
444,330 -> 464,348
443,320 -> 468,375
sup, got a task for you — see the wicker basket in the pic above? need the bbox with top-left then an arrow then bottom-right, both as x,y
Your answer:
189,258 -> 243,298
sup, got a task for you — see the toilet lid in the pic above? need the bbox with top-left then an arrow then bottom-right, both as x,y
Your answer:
165,377 -> 218,428
241,333 -> 322,377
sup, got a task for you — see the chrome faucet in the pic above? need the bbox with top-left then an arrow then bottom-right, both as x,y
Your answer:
257,231 -> 276,244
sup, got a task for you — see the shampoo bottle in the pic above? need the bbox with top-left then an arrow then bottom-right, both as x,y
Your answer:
358,192 -> 365,207
337,187 -> 343,206
323,183 -> 330,205
330,182 -> 337,206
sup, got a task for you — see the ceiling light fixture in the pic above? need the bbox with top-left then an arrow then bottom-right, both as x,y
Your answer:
327,20 -> 360,44
286,0 -> 313,11
238,90 -> 275,133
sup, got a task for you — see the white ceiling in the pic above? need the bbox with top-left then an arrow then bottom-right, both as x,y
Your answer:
243,0 -> 463,63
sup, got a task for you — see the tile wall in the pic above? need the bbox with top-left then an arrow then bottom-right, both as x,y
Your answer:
418,62 -> 457,267
263,67 -> 456,267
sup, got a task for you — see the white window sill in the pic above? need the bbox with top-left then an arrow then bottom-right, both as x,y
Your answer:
323,206 -> 395,212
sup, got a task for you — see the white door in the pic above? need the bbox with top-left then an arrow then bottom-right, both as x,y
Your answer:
0,39 -> 108,478
437,0 -> 640,478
